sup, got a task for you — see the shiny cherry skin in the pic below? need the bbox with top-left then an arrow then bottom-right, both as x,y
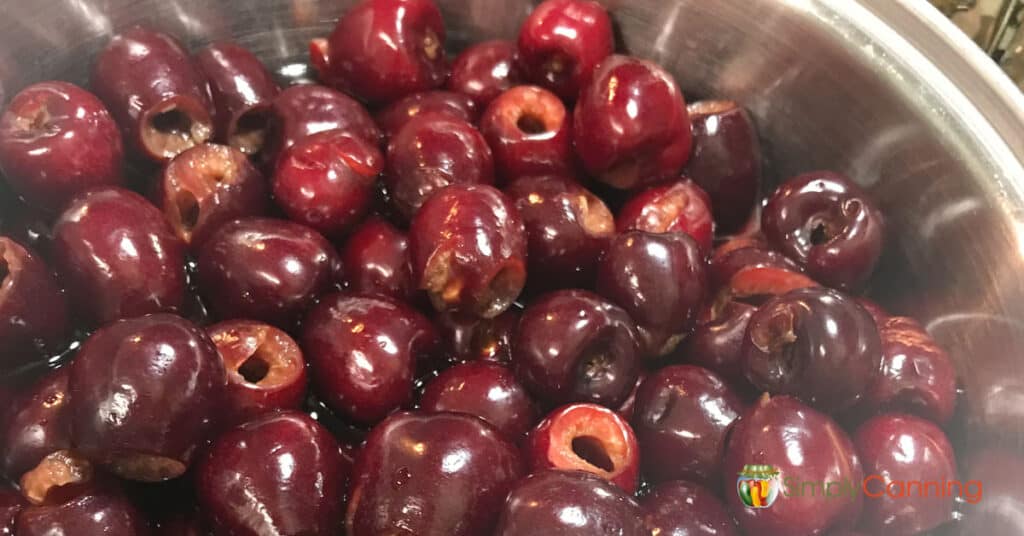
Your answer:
301,292 -> 439,425
310,0 -> 447,105
685,100 -> 762,233
762,171 -> 885,291
448,40 -> 522,108
273,128 -> 383,238
1,367 -> 72,482
481,86 -> 573,182
617,179 -> 714,254
854,413 -> 957,535
723,395 -> 864,536
14,487 -> 149,536
505,175 -> 613,289
0,82 -> 122,212
863,316 -> 957,424
436,309 -> 519,364
420,361 -> 538,437
409,184 -> 526,318
743,287 -> 881,412
384,113 -> 495,220
91,26 -> 213,162
0,485 -> 24,535
495,469 -> 645,535
206,320 -> 308,426
375,90 -> 480,139
710,245 -> 803,291
52,187 -> 186,326
641,480 -> 739,536
681,300 -> 758,394
525,403 -> 640,492
265,84 -> 382,165
195,217 -> 339,325
516,0 -> 613,101
194,41 -> 280,155
615,371 -> 646,420
957,448 -> 1024,535
513,289 -> 641,407
597,231 -> 708,357
69,313 -> 225,482
197,411 -> 348,536
856,296 -> 890,327
339,217 -> 416,302
633,365 -> 742,487
574,56 -> 692,189
0,237 -> 68,367
346,411 -> 524,535
157,143 -> 269,248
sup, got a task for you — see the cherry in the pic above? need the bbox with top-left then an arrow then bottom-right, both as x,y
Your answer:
197,411 -> 348,536
615,372 -> 646,421
14,487 -> 149,536
436,309 -> 519,364
0,82 -> 122,212
338,217 -> 416,302
0,485 -> 24,535
574,56 -> 692,189
710,245 -> 802,291
91,27 -> 213,162
632,365 -> 742,487
513,289 -> 641,407
448,40 -> 521,108
194,41 -> 280,155
495,469 -> 645,535
420,361 -> 538,438
346,411 -> 524,535
856,296 -> 890,327
762,171 -> 885,291
641,480 -> 739,536
481,85 -> 574,182
273,128 -> 383,238
1,368 -> 72,483
525,403 -> 640,492
681,300 -> 758,393
516,0 -> 613,101
409,184 -> 526,318
310,0 -> 447,105
375,90 -> 480,139
384,113 -> 495,220
617,179 -> 714,254
0,237 -> 68,369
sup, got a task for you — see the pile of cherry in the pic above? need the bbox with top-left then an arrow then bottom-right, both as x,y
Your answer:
0,0 -> 965,534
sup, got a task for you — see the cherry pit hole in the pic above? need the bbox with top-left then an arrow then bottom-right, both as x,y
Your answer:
232,109 -> 271,154
810,223 -> 830,246
152,109 -> 193,139
572,436 -> 615,472
238,354 -> 271,384
175,192 -> 201,232
516,114 -> 547,135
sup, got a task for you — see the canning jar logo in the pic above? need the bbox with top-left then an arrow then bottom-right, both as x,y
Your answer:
737,465 -> 781,508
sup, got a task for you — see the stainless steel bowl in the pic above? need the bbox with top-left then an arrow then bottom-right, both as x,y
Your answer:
2,0 -> 1024,532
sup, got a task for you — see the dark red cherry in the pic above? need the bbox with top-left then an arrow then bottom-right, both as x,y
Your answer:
723,395 -> 864,536
596,231 -> 708,357
617,179 -> 713,254
516,0 -> 613,101
206,320 -> 308,426
742,287 -> 882,412
481,86 -> 574,183
310,0 -> 447,105
0,237 -> 68,368
384,113 -> 495,220
264,84 -> 382,165
495,469 -> 645,535
513,289 -> 641,407
91,27 -> 213,162
856,297 -> 890,327
448,40 -> 521,108
615,371 -> 646,420
854,413 -> 957,535
409,184 -> 526,318
436,309 -> 519,364
710,246 -> 802,292
52,187 -> 186,326
632,365 -> 742,487
375,90 -> 480,139
346,411 -> 524,535
0,485 -> 25,535
14,487 -> 149,536
338,217 -> 415,302
641,480 -> 739,536
301,292 -> 439,425
1,367 -> 72,482
681,300 -> 757,393
273,128 -> 383,238
420,361 -> 538,438
574,56 -> 692,189
504,174 -> 613,289
69,313 -> 225,482
525,403 -> 640,492
195,217 -> 338,325
0,82 -> 122,212
194,41 -> 280,155
762,171 -> 885,291
197,411 -> 348,536
685,100 -> 761,233
157,143 -> 269,248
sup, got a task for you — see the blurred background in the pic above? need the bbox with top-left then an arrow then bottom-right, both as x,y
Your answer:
932,0 -> 1024,89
